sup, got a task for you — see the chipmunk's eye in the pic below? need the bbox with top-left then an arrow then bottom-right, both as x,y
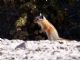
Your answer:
35,16 -> 43,21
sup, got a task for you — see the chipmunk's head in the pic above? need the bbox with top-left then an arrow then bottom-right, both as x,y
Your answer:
34,13 -> 46,23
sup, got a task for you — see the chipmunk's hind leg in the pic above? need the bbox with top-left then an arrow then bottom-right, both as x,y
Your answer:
48,33 -> 60,40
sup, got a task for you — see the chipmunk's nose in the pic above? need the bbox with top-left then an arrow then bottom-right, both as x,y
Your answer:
34,17 -> 38,23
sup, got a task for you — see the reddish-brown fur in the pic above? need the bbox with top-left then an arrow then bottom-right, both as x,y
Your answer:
34,16 -> 60,40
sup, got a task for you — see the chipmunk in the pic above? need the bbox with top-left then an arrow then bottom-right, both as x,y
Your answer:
34,14 -> 62,40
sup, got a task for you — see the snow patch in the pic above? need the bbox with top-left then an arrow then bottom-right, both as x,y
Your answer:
0,38 -> 80,60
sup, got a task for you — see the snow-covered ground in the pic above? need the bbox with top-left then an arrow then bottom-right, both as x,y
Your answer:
0,38 -> 80,60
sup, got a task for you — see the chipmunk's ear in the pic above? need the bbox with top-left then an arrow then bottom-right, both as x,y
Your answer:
39,13 -> 43,19
39,13 -> 46,20
40,13 -> 42,16
43,16 -> 46,20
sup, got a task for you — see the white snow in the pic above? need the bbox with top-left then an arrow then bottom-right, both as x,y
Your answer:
0,38 -> 80,60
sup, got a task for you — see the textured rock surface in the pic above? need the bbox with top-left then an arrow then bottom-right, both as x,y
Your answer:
0,38 -> 80,60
